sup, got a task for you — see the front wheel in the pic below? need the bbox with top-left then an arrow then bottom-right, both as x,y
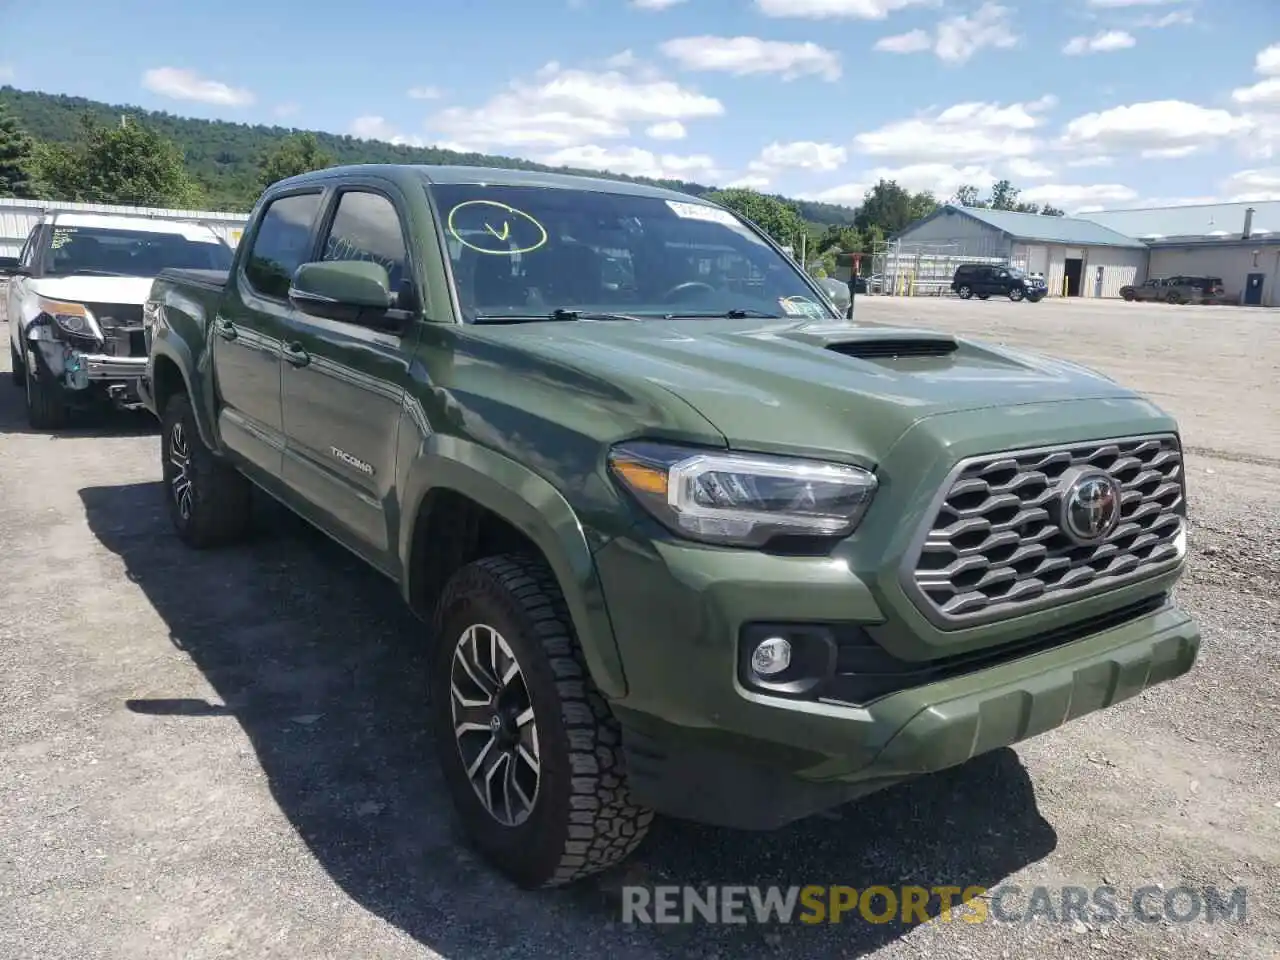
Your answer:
160,392 -> 253,548
24,350 -> 69,429
431,554 -> 654,889
1008,287 -> 1024,302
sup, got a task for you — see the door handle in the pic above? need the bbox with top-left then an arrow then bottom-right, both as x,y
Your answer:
282,341 -> 310,367
214,317 -> 237,341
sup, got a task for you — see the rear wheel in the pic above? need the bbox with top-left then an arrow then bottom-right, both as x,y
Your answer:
1121,289 -> 1135,301
430,554 -> 654,889
956,285 -> 973,299
160,391 -> 253,548
1166,291 -> 1182,304
977,294 -> 990,300
1008,287 -> 1024,302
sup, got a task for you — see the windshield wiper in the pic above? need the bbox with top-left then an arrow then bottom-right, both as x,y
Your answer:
471,308 -> 643,324
662,308 -> 780,320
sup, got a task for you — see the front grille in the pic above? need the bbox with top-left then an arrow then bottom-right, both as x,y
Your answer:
902,434 -> 1185,628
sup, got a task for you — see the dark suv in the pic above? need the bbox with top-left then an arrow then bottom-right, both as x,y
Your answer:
952,263 -> 1046,302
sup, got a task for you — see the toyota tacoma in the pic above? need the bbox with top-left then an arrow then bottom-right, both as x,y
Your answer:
140,164 -> 1199,890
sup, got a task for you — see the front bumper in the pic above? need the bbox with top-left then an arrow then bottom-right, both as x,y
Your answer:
73,353 -> 148,382
593,399 -> 1200,829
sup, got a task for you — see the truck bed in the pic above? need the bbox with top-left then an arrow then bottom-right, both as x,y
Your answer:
156,268 -> 230,292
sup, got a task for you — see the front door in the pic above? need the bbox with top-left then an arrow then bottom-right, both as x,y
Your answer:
1245,273 -> 1264,306
214,189 -> 325,477
279,185 -> 421,566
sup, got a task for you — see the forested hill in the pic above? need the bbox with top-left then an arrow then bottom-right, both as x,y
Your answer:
0,85 -> 860,222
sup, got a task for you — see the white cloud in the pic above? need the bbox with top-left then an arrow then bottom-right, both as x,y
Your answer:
1085,0 -> 1190,6
853,95 -> 1056,163
870,162 -> 1000,197
1133,9 -> 1193,26
1063,30 -> 1136,55
428,59 -> 723,151
659,36 -> 841,80
874,30 -> 932,53
934,3 -> 1019,64
1007,157 -> 1054,178
646,120 -> 687,140
408,86 -> 444,100
1018,183 -> 1140,210
1222,168 -> 1280,201
1258,43 -> 1280,76
749,141 -> 848,173
805,181 -> 871,204
350,116 -> 427,146
725,175 -> 772,189
539,143 -> 720,180
754,0 -> 933,19
1067,155 -> 1115,167
631,0 -> 687,7
1060,100 -> 1253,155
1232,78 -> 1280,108
142,67 -> 254,106
1141,144 -> 1200,159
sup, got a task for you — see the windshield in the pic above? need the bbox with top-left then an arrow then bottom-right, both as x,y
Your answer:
43,225 -> 234,277
427,182 -> 837,321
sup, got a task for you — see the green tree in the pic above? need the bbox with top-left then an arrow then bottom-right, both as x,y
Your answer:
909,190 -> 939,221
34,114 -> 204,207
954,184 -> 984,208
854,180 -> 917,236
258,132 -> 335,188
988,179 -> 1021,211
705,188 -> 806,249
1040,204 -> 1066,217
0,107 -> 39,198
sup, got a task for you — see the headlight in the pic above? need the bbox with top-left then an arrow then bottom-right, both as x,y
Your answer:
34,296 -> 101,340
607,441 -> 877,548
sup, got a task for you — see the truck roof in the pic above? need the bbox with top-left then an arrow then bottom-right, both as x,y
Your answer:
278,163 -> 706,204
43,211 -> 224,240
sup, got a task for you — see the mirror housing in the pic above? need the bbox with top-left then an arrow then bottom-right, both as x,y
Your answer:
288,260 -> 401,329
0,255 -> 23,277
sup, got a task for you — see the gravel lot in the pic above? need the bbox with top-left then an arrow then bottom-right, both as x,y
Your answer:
1,296 -> 1277,960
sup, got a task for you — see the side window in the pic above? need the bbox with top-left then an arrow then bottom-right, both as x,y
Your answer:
243,192 -> 323,300
319,191 -> 410,304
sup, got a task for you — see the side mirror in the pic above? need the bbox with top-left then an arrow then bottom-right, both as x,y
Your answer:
0,255 -> 23,276
288,260 -> 398,328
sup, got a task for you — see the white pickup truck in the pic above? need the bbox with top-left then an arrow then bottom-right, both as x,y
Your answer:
2,211 -> 233,428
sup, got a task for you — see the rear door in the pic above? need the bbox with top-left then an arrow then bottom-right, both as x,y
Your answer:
279,181 -> 423,567
214,189 -> 325,477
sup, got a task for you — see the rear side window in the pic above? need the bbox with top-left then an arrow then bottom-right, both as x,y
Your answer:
244,192 -> 323,299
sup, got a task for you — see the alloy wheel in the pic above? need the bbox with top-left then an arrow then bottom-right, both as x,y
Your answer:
450,623 -> 541,827
168,421 -> 194,521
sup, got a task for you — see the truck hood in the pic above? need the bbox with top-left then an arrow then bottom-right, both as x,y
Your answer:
29,276 -> 156,306
496,317 -> 1138,463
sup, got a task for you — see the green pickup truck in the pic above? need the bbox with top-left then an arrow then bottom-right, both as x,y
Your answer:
140,164 -> 1199,890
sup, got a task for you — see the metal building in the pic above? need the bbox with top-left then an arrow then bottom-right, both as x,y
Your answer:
0,197 -> 249,258
1088,201 -> 1280,307
884,204 -> 1149,298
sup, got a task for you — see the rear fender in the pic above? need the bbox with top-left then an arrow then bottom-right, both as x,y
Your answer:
399,435 -> 627,700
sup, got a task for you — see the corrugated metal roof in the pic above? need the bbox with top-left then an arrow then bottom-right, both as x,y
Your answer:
1085,200 -> 1280,241
949,205 -> 1148,248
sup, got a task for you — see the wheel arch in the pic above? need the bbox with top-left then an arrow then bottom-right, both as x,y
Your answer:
150,335 -> 219,451
399,437 -> 627,700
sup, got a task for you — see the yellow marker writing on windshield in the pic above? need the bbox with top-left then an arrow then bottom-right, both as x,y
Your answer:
448,200 -> 548,255
485,221 -> 511,241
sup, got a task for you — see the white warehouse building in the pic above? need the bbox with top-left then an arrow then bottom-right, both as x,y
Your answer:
890,200 -> 1280,306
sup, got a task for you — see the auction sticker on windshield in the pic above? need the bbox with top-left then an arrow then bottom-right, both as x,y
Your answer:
778,296 -> 826,318
666,200 -> 742,227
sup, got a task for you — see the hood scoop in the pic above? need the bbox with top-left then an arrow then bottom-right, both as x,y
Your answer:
825,335 -> 959,360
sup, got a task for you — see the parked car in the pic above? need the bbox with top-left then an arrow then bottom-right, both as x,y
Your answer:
3,211 -> 233,428
1121,275 -> 1227,304
142,164 -> 1199,890
951,262 -> 1047,302
814,275 -> 853,316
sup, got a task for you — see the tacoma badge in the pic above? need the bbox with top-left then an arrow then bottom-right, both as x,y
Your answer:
330,446 -> 374,476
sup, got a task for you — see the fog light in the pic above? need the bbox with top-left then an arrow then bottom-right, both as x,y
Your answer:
750,636 -> 792,677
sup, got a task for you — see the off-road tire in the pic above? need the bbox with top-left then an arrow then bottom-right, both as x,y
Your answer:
24,350 -> 69,429
430,554 -> 654,889
9,343 -> 24,388
160,391 -> 253,548
977,294 -> 990,300
956,285 -> 973,299
1121,290 -> 1135,302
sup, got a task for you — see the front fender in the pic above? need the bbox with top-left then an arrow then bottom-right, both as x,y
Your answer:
399,435 -> 628,700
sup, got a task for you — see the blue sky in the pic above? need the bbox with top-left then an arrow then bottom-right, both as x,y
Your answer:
3,0 -> 1279,213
